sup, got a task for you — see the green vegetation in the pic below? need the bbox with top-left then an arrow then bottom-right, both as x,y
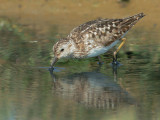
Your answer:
0,18 -> 159,67
0,18 -> 51,66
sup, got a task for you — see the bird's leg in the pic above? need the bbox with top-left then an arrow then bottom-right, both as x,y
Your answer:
98,56 -> 103,65
112,38 -> 126,65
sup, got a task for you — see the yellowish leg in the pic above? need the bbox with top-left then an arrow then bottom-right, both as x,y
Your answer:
113,38 -> 126,64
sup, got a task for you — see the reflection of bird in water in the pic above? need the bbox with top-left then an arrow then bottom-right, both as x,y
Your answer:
50,71 -> 136,109
51,13 -> 145,69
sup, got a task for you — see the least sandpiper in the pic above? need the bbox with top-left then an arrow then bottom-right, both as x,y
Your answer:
51,13 -> 145,69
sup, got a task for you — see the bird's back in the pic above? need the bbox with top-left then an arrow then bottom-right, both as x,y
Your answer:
68,13 -> 145,58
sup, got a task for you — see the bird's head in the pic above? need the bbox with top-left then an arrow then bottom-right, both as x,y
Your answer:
51,38 -> 75,67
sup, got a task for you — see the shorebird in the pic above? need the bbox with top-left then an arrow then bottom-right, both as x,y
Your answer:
50,13 -> 145,69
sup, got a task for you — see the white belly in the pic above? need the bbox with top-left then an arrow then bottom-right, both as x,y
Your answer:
87,40 -> 120,58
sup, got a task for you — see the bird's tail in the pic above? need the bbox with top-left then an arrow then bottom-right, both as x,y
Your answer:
126,13 -> 145,20
121,13 -> 145,27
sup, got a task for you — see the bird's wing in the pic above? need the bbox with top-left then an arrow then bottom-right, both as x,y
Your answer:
68,18 -> 109,39
68,13 -> 145,46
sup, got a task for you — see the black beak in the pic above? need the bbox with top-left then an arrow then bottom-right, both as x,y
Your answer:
50,57 -> 58,69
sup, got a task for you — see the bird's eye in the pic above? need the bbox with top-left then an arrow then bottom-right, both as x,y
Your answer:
60,48 -> 64,52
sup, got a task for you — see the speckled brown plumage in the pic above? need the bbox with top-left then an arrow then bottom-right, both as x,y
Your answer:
68,13 -> 144,46
52,13 -> 145,60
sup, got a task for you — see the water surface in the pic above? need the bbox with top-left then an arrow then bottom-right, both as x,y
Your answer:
0,1 -> 160,120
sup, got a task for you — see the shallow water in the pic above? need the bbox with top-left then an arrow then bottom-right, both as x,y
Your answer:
0,37 -> 160,120
0,1 -> 160,120
0,60 -> 160,120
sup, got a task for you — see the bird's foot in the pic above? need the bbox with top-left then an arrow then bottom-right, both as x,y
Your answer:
48,66 -> 54,72
112,60 -> 120,65
97,56 -> 104,65
97,61 -> 104,65
112,53 -> 120,65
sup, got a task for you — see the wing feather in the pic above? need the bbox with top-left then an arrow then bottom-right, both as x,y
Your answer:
68,13 -> 145,47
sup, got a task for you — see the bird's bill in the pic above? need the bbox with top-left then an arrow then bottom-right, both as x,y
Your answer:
51,57 -> 58,68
